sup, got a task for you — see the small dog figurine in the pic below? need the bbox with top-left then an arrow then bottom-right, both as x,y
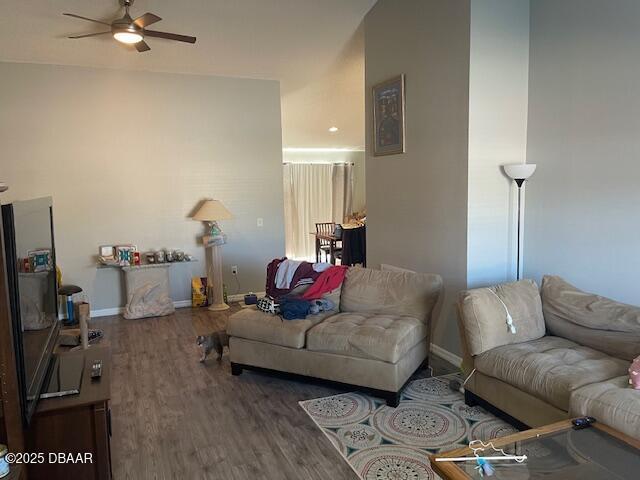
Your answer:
196,330 -> 229,362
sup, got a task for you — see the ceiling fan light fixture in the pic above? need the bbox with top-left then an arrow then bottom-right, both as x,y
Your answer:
113,31 -> 143,44
64,0 -> 196,52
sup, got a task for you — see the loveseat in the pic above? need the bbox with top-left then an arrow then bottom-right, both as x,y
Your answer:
227,267 -> 443,406
458,275 -> 640,440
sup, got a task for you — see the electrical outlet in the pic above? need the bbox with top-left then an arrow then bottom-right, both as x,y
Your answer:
257,218 -> 264,227
231,265 -> 238,275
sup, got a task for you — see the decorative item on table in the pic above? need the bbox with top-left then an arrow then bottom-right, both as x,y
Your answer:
145,251 -> 156,264
133,251 -> 141,266
205,227 -> 226,247
28,248 -> 52,272
184,253 -> 193,262
244,293 -> 257,305
165,249 -> 175,262
155,249 -> 166,263
174,250 -> 185,262
192,199 -> 233,311
345,209 -> 366,226
373,74 -> 406,156
434,439 -> 527,478
115,244 -> 137,266
21,257 -> 31,272
191,277 -> 208,307
97,245 -> 116,265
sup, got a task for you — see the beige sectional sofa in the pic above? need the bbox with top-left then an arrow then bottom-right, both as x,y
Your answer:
227,267 -> 442,406
458,275 -> 640,440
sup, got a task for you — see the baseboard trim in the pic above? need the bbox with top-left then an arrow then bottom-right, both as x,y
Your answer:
173,300 -> 193,309
430,343 -> 462,368
91,299 -> 197,318
90,307 -> 123,318
228,291 -> 266,303
90,292 -> 266,318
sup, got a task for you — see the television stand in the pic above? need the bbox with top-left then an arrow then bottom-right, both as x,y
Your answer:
26,347 -> 112,480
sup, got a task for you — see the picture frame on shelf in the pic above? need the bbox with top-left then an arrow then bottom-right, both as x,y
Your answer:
98,245 -> 115,261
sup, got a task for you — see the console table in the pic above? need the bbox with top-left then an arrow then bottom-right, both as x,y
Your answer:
26,347 -> 112,480
97,262 -> 197,318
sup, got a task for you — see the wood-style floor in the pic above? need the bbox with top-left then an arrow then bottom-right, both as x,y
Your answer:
92,306 -> 457,480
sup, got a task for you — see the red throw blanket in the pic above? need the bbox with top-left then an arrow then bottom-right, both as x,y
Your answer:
301,266 -> 348,300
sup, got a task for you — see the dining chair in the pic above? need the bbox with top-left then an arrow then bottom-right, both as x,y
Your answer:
315,222 -> 342,263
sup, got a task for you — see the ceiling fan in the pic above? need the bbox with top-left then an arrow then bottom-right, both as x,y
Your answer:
63,0 -> 196,53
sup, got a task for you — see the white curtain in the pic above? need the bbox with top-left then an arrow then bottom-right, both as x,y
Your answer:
332,163 -> 353,224
283,163 -> 354,260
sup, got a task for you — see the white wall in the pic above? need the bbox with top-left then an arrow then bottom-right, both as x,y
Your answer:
0,62 -> 285,311
467,0 -> 530,288
365,0 -> 470,355
525,0 -> 640,305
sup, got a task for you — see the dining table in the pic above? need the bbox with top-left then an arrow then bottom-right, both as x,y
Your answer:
309,231 -> 341,265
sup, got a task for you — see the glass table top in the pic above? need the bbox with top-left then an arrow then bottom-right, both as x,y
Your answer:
456,426 -> 640,480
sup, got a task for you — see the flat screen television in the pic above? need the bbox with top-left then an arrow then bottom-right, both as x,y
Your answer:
2,197 -> 60,425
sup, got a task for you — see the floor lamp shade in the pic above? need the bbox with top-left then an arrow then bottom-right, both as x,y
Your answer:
504,164 -> 537,185
503,164 -> 537,281
192,199 -> 232,311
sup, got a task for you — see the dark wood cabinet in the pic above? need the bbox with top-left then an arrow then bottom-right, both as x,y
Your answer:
26,347 -> 112,480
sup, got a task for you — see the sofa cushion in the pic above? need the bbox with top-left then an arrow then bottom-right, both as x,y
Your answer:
570,376 -> 640,440
475,336 -> 629,411
339,267 -> 442,322
458,280 -> 545,356
306,312 -> 426,363
226,306 -> 333,349
542,275 -> 640,361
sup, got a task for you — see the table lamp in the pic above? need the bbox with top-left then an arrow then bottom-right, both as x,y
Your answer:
503,164 -> 537,280
193,199 -> 233,311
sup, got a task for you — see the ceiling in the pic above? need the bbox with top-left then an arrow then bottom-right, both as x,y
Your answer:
0,0 -> 373,149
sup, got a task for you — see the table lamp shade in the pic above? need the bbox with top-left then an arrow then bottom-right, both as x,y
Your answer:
193,200 -> 233,222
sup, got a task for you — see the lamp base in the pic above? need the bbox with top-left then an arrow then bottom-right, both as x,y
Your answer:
208,302 -> 230,312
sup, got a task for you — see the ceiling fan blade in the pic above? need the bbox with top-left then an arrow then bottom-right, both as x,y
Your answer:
144,30 -> 196,44
63,13 -> 110,26
68,31 -> 111,39
134,12 -> 162,28
135,40 -> 151,53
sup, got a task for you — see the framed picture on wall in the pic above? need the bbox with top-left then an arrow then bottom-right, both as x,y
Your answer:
372,74 -> 405,156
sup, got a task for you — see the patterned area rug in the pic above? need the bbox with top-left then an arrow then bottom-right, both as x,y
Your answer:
299,373 -> 518,480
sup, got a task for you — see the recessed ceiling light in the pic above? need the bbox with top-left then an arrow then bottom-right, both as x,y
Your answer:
328,126 -> 339,133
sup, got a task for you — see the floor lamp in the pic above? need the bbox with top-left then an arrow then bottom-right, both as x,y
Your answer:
193,199 -> 233,311
503,164 -> 537,280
